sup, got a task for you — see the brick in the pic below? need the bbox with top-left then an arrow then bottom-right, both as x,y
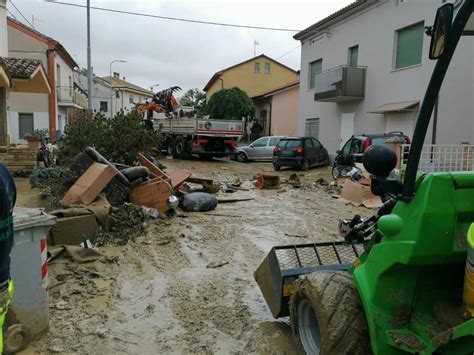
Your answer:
50,214 -> 98,245
61,163 -> 117,205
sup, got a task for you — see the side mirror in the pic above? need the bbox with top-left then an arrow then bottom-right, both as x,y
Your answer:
336,150 -> 342,155
363,145 -> 397,178
249,145 -> 254,148
429,3 -> 454,60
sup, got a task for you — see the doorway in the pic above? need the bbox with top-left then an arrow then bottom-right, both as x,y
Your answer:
340,113 -> 355,148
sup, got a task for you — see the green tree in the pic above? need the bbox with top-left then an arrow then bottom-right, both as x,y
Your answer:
179,88 -> 206,111
206,87 -> 254,120
60,111 -> 161,165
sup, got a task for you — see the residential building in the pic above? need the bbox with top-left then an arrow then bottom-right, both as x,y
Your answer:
251,80 -> 299,137
78,73 -> 112,118
295,0 -> 474,155
203,54 -> 298,101
101,73 -> 153,115
7,16 -> 81,143
0,1 -> 50,147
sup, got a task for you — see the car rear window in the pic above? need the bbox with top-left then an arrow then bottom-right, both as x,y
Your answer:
278,139 -> 302,148
371,137 -> 387,145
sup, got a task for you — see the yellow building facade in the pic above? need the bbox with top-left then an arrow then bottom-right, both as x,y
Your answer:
203,54 -> 298,101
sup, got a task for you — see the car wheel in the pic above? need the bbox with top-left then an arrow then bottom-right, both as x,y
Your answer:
236,152 -> 248,163
331,164 -> 340,180
301,159 -> 309,171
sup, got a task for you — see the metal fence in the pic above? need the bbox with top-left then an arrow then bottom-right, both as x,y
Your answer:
401,144 -> 474,173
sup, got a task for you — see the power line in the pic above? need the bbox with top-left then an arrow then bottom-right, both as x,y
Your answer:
6,8 -> 17,20
45,1 -> 301,32
9,0 -> 34,28
276,44 -> 301,60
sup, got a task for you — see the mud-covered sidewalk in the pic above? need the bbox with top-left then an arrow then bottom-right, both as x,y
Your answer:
19,158 -> 369,354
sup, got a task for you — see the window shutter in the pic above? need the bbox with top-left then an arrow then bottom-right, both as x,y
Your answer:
396,22 -> 424,69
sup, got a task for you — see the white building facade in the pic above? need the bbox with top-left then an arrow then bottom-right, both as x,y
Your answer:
295,0 -> 474,155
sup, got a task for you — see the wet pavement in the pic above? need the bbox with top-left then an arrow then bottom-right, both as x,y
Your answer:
19,158 -> 370,354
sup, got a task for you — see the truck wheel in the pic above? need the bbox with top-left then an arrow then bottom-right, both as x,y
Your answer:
167,138 -> 175,156
290,271 -> 370,355
173,136 -> 188,159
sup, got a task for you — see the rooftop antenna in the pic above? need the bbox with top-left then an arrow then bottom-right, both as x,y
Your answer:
253,40 -> 259,57
31,15 -> 44,29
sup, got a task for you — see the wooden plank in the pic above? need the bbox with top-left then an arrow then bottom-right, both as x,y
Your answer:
61,163 -> 117,206
168,169 -> 192,188
138,153 -> 170,182
130,179 -> 172,213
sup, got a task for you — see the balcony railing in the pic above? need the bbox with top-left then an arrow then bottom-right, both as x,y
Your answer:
313,65 -> 366,102
57,86 -> 87,108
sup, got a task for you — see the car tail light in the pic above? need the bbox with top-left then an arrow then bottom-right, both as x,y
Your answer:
363,139 -> 371,151
406,137 -> 411,144
273,146 -> 281,153
296,146 -> 304,154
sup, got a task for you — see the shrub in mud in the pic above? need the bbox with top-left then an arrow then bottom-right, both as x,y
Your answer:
59,111 -> 161,166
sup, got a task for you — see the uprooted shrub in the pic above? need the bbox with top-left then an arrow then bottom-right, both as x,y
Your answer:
60,110 -> 161,166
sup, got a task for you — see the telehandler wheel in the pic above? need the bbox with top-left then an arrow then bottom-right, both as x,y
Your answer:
290,271 -> 370,355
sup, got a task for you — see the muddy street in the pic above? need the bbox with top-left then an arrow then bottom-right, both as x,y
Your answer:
22,158 -> 369,354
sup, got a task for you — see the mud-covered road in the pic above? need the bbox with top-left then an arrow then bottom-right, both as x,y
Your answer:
20,158 -> 370,354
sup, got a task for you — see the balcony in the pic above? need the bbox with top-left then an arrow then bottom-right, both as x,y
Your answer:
56,86 -> 87,108
313,65 -> 366,102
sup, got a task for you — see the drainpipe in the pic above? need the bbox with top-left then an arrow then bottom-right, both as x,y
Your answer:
431,96 -> 439,144
268,101 -> 272,135
47,48 -> 57,141
219,77 -> 224,89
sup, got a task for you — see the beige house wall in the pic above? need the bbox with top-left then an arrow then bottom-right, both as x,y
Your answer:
270,86 -> 299,137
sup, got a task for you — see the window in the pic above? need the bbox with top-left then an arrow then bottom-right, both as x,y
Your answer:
264,63 -> 270,74
304,138 -> 314,148
395,22 -> 424,69
100,101 -> 108,112
305,118 -> 320,139
269,137 -> 280,146
348,45 -> 359,67
309,59 -> 322,89
311,138 -> 322,149
254,62 -> 260,74
19,113 -> 34,138
129,94 -> 134,104
252,137 -> 269,147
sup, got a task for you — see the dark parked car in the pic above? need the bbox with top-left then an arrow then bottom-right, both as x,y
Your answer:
332,131 -> 410,179
273,137 -> 330,171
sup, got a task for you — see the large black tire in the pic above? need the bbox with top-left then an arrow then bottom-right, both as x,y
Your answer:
172,136 -> 188,159
290,271 -> 370,355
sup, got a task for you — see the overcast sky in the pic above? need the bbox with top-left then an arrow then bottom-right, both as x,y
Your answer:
8,0 -> 352,95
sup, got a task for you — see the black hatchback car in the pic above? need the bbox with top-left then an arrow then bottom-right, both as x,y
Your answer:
273,137 -> 330,171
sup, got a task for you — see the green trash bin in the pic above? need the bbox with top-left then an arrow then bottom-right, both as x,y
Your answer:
4,208 -> 56,352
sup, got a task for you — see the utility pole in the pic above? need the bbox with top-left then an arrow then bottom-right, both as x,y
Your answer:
253,40 -> 259,57
87,0 -> 92,110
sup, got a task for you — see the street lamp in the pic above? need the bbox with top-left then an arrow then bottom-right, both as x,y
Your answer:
149,83 -> 159,93
109,59 -> 127,116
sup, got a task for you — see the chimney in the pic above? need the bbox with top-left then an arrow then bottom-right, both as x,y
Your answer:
0,0 -> 8,57
113,72 -> 120,79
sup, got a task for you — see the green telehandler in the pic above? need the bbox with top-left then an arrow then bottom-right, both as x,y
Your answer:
254,1 -> 474,354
